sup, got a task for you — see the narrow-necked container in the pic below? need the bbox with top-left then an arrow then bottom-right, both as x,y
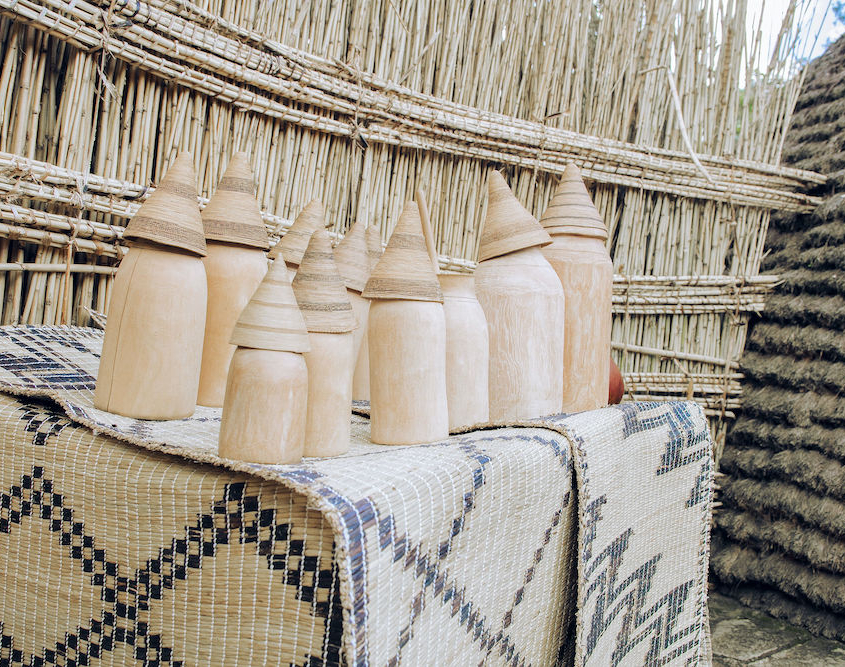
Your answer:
94,153 -> 207,420
197,152 -> 269,407
474,170 -> 565,421
293,229 -> 358,457
362,202 -> 448,445
540,164 -> 613,412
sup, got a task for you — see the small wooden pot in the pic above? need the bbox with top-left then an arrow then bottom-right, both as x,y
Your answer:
368,299 -> 448,445
197,242 -> 267,407
543,235 -> 613,412
95,243 -> 206,419
304,331 -> 355,457
439,273 -> 489,430
475,246 -> 565,421
218,347 -> 307,464
350,290 -> 371,401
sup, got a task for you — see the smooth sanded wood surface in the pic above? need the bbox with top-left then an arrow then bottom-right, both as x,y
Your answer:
94,243 -> 207,419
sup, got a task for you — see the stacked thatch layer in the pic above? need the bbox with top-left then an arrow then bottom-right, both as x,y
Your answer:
711,34 -> 845,640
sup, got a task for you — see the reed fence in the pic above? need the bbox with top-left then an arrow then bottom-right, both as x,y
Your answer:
0,0 -> 827,458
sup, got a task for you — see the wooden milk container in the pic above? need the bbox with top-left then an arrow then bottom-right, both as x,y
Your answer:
540,164 -> 613,412
352,223 -> 384,401
197,152 -> 269,407
439,271 -> 490,430
362,202 -> 448,444
218,258 -> 310,464
94,153 -> 207,420
417,186 -> 490,430
332,220 -> 370,369
474,171 -> 565,421
292,229 -> 358,457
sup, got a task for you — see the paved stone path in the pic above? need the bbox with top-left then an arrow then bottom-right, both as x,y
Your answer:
710,592 -> 845,665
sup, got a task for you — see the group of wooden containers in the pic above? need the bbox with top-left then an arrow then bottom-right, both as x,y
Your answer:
93,152 -> 612,465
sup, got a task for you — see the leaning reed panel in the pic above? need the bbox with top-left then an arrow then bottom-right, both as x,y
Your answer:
0,0 -> 826,456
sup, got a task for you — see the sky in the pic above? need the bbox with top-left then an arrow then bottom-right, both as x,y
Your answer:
752,0 -> 845,63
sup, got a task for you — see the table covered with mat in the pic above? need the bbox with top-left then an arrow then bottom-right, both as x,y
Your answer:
0,326 -> 713,666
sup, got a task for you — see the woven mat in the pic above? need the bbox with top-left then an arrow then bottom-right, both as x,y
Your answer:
0,326 -> 713,666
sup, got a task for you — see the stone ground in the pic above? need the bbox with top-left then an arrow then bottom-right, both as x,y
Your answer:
710,591 -> 845,665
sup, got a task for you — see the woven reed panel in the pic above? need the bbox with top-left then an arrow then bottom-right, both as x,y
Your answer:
0,392 -> 344,665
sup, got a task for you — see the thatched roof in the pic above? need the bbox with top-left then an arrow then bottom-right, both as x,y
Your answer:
711,34 -> 845,640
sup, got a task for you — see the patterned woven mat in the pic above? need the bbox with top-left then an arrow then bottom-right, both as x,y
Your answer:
0,326 -> 712,666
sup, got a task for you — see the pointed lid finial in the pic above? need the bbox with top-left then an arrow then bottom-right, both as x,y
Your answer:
292,229 -> 358,333
362,201 -> 443,302
415,187 -> 439,274
477,170 -> 551,262
332,221 -> 369,293
268,200 -> 325,266
365,222 -> 383,273
229,258 -> 310,353
202,152 -> 270,250
123,152 -> 207,256
540,163 -> 608,240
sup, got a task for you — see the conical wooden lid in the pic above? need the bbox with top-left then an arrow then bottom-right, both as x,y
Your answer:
202,152 -> 270,249
362,202 -> 443,302
230,257 -> 310,353
268,200 -> 324,266
123,153 -> 206,256
477,170 -> 551,262
365,223 -> 383,273
540,163 -> 608,240
333,221 -> 369,293
292,229 -> 358,333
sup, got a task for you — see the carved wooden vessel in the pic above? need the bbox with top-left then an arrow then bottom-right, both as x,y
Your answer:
95,153 -> 207,420
362,202 -> 447,444
540,163 -> 613,412
198,152 -> 269,407
475,171 -> 564,421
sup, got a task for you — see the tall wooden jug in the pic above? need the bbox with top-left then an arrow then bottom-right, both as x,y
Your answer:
219,258 -> 310,464
540,164 -> 613,412
198,152 -> 269,407
94,153 -> 207,420
474,171 -> 565,421
362,202 -> 448,445
292,229 -> 358,457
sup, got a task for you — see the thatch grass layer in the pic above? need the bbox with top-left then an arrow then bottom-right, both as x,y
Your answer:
713,584 -> 845,642
746,322 -> 845,363
741,351 -> 845,394
717,508 -> 845,575
730,419 -> 845,462
719,476 -> 845,539
720,445 -> 845,501
711,536 -> 845,615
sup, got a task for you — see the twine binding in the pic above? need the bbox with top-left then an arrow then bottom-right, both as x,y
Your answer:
477,170 -> 551,262
122,153 -> 206,256
362,201 -> 443,302
292,229 -> 357,333
202,152 -> 270,250
540,163 -> 608,240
